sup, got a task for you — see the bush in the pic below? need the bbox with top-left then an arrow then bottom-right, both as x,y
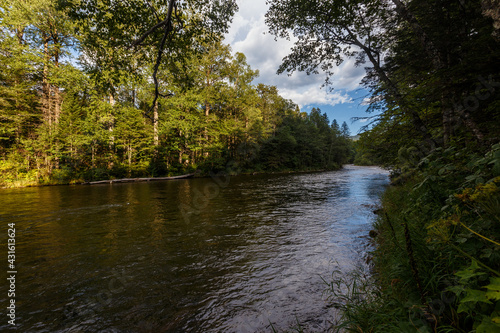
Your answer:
51,166 -> 74,183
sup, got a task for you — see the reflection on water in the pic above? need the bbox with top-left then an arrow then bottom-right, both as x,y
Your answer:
0,165 -> 389,332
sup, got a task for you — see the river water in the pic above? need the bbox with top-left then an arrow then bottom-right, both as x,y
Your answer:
0,165 -> 389,332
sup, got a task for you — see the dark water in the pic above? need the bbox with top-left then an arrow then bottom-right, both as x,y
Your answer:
0,165 -> 389,332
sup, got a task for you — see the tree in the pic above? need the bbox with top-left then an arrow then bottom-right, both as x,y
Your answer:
267,0 -> 500,152
64,0 -> 238,116
6,0 -> 76,127
1,0 -> 357,186
331,119 -> 339,132
256,84 -> 288,136
265,0 -> 435,148
385,0 -> 498,145
0,2 -> 40,154
340,121 -> 350,138
1,0 -> 81,180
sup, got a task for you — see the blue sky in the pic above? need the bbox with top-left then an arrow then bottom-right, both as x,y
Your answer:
224,0 -> 375,134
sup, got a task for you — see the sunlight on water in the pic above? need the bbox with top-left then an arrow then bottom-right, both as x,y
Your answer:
0,165 -> 389,332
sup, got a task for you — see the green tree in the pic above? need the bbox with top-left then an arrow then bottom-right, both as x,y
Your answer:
0,3 -> 39,154
266,0 -> 436,149
64,0 -> 238,114
340,121 -> 350,138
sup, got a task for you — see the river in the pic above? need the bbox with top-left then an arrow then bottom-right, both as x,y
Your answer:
0,165 -> 389,332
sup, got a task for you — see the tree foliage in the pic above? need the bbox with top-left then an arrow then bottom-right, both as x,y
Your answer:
0,0 -> 351,186
267,0 -> 500,153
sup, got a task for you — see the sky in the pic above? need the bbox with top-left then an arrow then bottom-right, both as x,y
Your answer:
224,0 -> 373,135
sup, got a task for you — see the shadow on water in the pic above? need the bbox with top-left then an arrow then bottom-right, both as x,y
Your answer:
0,165 -> 389,332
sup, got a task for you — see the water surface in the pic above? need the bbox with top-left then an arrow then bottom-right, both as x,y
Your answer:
0,165 -> 389,332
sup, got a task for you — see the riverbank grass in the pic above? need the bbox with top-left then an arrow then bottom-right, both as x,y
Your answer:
329,143 -> 500,332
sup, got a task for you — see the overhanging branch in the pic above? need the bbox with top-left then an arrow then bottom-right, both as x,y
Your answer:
140,0 -> 176,121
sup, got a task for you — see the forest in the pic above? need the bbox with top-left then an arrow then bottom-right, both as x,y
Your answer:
0,0 -> 352,187
2,0 -> 500,332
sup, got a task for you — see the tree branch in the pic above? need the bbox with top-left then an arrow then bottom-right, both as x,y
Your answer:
141,0 -> 176,121
145,0 -> 160,22
130,0 -> 176,48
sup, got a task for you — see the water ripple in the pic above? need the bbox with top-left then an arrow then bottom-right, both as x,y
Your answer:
0,165 -> 389,332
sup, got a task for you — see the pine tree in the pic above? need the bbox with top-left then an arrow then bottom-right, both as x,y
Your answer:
340,121 -> 350,138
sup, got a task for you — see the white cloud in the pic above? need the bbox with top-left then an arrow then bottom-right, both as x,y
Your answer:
225,13 -> 251,45
360,94 -> 384,106
361,97 -> 372,106
279,86 -> 351,108
225,0 -> 367,109
330,57 -> 367,91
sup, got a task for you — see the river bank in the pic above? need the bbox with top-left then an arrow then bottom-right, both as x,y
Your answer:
335,144 -> 500,332
0,164 -> 343,189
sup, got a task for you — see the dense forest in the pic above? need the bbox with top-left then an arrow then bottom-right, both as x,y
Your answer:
0,0 -> 352,187
267,0 -> 500,331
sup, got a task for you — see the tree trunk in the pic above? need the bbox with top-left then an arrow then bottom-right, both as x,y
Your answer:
14,27 -> 24,144
204,104 -> 210,158
178,130 -> 183,164
128,142 -> 132,175
455,102 -> 485,142
42,34 -> 51,126
108,94 -> 115,168
91,143 -> 96,168
53,36 -> 61,124
153,100 -> 159,146
442,90 -> 454,146
204,100 -> 210,157
354,39 -> 437,149
16,27 -> 24,44
204,69 -> 211,158
245,116 -> 249,141
109,93 -> 115,144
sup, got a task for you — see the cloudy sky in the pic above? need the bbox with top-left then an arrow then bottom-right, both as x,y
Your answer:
224,0 -> 373,134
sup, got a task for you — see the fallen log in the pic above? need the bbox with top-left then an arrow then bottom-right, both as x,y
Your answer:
83,173 -> 195,185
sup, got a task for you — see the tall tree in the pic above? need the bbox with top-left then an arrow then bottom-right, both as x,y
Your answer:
266,0 -> 500,151
64,0 -> 238,117
265,0 -> 437,148
340,121 -> 350,138
0,0 -> 40,153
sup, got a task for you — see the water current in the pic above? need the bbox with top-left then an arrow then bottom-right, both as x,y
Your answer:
0,165 -> 389,332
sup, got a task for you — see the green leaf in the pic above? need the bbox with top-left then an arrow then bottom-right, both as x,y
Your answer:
447,285 -> 466,295
461,289 -> 491,304
458,302 -> 472,313
481,248 -> 493,259
477,316 -> 500,333
485,277 -> 500,301
455,260 -> 486,282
